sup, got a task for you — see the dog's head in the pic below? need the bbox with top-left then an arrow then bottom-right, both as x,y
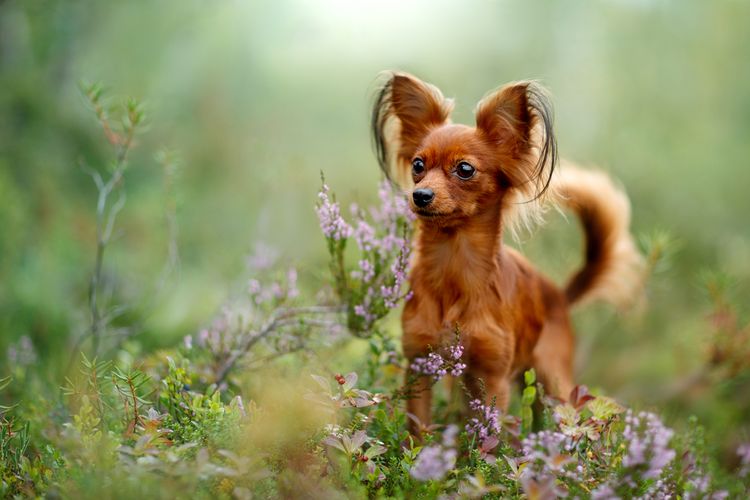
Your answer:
372,72 -> 557,227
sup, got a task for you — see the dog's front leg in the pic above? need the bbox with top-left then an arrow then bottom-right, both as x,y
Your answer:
465,370 -> 511,412
405,367 -> 433,437
464,328 -> 514,412
482,373 -> 511,412
401,293 -> 443,438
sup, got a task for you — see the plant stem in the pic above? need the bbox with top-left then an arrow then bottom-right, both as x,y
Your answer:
88,125 -> 135,357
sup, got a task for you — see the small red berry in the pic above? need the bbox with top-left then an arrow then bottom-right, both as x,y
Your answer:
335,374 -> 346,385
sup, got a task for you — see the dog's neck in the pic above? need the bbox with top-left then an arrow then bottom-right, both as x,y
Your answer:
415,200 -> 504,299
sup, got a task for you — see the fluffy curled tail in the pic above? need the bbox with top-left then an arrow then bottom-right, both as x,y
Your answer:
554,163 -> 646,309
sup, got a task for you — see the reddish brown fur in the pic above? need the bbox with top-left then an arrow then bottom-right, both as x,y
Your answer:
371,72 -> 642,435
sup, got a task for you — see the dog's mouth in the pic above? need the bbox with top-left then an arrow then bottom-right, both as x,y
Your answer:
413,208 -> 454,219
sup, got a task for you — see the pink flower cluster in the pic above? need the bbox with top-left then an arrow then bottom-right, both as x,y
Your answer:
247,268 -> 299,305
410,340 -> 466,381
317,180 -> 414,334
349,182 -> 414,326
316,183 -> 352,241
410,425 -> 458,481
522,430 -> 573,464
621,410 -> 676,480
465,399 -> 501,441
194,306 -> 242,357
372,181 -> 416,227
380,249 -> 412,309
519,430 -> 583,498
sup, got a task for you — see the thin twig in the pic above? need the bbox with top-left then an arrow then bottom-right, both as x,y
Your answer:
214,305 -> 344,385
275,318 -> 340,329
103,193 -> 126,243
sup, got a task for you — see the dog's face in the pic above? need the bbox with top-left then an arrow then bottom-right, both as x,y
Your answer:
372,73 -> 556,227
408,124 -> 502,225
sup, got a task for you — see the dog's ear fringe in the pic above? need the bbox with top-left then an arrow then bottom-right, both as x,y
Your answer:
477,81 -> 559,241
370,71 -> 453,188
523,82 -> 558,203
370,71 -> 402,187
371,72 -> 396,182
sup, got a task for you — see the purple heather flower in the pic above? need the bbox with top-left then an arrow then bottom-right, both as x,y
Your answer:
352,259 -> 375,282
380,244 -> 411,309
321,180 -> 414,332
371,180 -> 416,226
451,363 -> 467,377
518,429 -> 579,495
317,184 -> 352,241
352,219 -> 377,252
466,399 -> 501,441
354,294 -> 377,326
684,475 -> 710,499
411,352 -> 446,379
442,425 -> 459,447
411,338 -> 466,381
521,430 -> 573,470
641,477 -> 682,500
247,268 -> 298,305
352,244 -> 412,328
591,484 -> 619,500
410,444 -> 457,481
620,410 -> 676,484
564,463 -> 586,483
447,343 -> 464,360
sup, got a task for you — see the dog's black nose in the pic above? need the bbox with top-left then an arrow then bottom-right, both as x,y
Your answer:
413,188 -> 435,208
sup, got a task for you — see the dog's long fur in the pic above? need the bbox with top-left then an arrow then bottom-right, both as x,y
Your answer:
371,72 -> 645,432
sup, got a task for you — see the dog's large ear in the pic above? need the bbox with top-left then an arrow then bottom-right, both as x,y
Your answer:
371,72 -> 453,185
475,81 -> 557,199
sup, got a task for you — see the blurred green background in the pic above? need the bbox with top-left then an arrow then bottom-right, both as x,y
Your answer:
1,0 -> 749,448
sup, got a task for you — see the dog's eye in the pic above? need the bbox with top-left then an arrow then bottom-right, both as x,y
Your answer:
412,158 -> 425,175
456,162 -> 475,180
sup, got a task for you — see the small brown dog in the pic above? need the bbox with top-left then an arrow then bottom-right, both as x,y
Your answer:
371,72 -> 644,433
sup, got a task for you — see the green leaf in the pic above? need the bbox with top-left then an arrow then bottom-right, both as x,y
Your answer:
524,368 -> 536,386
365,444 -> 387,458
521,386 -> 537,406
521,407 -> 533,435
554,404 -> 579,426
586,396 -> 625,421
